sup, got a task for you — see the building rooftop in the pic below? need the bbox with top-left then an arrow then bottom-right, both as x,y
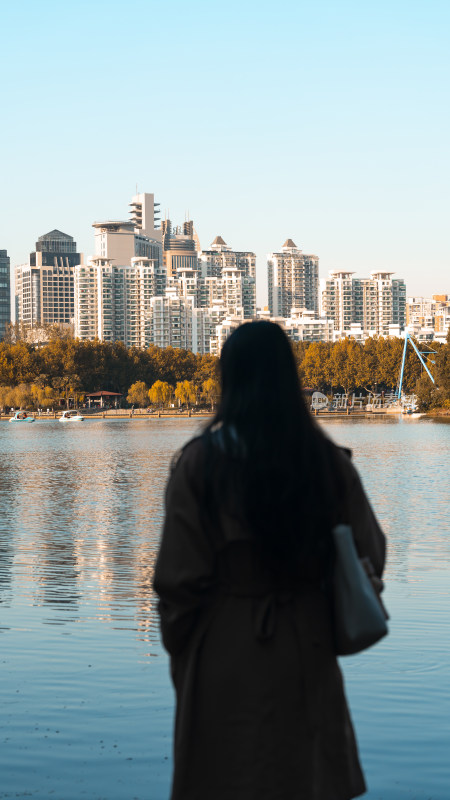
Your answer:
283,238 -> 297,248
92,221 -> 134,231
38,229 -> 74,242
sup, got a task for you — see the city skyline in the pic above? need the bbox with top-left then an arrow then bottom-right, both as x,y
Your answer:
1,0 -> 449,307
14,190 -> 447,352
5,202 -> 447,314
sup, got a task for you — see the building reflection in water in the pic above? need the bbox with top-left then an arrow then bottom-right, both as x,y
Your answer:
1,420 -> 203,654
0,459 -> 18,608
1,417 -> 449,655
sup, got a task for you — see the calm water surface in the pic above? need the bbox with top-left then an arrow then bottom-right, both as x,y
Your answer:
0,417 -> 449,799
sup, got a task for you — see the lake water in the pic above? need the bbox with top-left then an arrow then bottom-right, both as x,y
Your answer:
0,416 -> 449,800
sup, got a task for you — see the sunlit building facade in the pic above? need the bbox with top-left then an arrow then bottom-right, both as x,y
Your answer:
161,219 -> 198,279
196,237 -> 256,319
74,256 -> 165,348
148,289 -> 195,351
15,230 -> 82,327
320,269 -> 406,338
199,236 -> 256,280
267,239 -> 319,318
319,270 -> 356,333
283,308 -> 334,343
406,294 -> 450,342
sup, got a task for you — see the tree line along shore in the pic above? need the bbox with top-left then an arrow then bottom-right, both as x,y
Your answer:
0,330 -> 449,413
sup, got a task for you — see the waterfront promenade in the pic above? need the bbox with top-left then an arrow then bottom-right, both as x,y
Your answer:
0,406 -> 433,421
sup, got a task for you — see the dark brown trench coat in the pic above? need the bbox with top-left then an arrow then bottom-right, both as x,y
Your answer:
153,436 -> 386,800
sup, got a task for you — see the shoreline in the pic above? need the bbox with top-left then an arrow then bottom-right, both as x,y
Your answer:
0,408 -> 435,421
0,410 -> 213,421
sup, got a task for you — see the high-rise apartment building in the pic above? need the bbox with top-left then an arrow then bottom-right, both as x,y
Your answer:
75,193 -> 165,347
74,198 -> 259,355
161,219 -> 198,279
148,288 -> 195,351
197,236 -> 256,319
364,271 -> 406,336
129,192 -> 161,236
74,258 -> 119,342
0,250 -> 11,339
93,193 -> 162,265
147,289 -> 227,355
320,270 -> 406,338
15,230 -> 82,326
197,270 -> 255,319
267,239 -> 319,318
199,236 -> 256,279
74,256 -> 165,348
319,271 -> 356,333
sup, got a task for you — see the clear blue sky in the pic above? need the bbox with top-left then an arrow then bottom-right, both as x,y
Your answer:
1,0 -> 449,306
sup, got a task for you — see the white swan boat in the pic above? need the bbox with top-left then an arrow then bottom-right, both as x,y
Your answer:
9,411 -> 35,423
59,410 -> 84,422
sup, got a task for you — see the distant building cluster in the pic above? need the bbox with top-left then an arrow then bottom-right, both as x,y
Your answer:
405,295 -> 450,342
2,190 -> 449,350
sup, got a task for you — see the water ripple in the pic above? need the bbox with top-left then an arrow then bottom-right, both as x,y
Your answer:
1,417 -> 450,799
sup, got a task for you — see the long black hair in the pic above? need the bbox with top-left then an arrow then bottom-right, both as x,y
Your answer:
203,321 -> 341,576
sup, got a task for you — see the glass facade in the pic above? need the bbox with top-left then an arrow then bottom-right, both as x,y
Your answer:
16,230 -> 80,327
0,250 -> 11,340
